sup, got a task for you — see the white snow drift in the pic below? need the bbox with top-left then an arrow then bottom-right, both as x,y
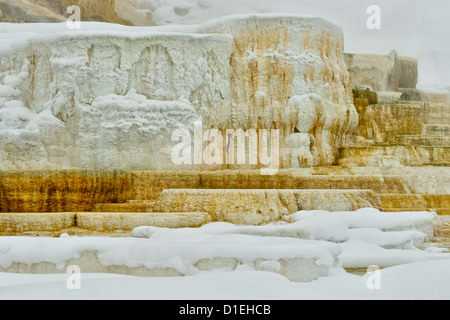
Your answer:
0,209 -> 448,283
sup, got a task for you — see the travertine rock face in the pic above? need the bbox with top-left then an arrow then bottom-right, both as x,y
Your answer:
345,51 -> 418,92
0,212 -> 75,234
353,102 -> 450,143
395,56 -> 419,90
151,189 -> 375,225
77,212 -> 213,231
342,98 -> 450,169
204,15 -> 358,167
130,170 -> 413,201
0,32 -> 233,170
0,15 -> 358,170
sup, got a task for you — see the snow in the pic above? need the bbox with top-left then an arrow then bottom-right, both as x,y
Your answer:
339,241 -> 450,269
0,260 -> 449,300
132,220 -> 350,243
24,109 -> 64,133
132,209 -> 449,269
133,208 -> 438,243
0,209 -> 447,273
0,209 -> 448,298
346,228 -> 426,249
86,90 -> 200,135
0,234 -> 339,274
289,208 -> 437,237
0,102 -> 33,130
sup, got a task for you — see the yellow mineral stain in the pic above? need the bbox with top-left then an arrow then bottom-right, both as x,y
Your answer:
0,170 -> 132,213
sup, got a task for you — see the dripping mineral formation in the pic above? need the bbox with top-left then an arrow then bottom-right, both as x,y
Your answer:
0,15 -> 449,254
0,15 -> 358,170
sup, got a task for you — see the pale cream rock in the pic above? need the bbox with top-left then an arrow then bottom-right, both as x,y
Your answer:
76,212 -> 213,231
202,15 -> 358,166
345,51 -> 419,92
345,52 -> 396,92
0,0 -> 67,23
151,189 -> 376,225
344,167 -> 450,195
114,0 -> 157,26
130,170 -> 414,199
281,133 -> 315,168
339,145 -> 450,167
0,212 -> 75,234
423,124 -> 450,137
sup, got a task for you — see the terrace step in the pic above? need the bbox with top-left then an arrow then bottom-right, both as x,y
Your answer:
76,212 -> 212,231
0,211 -> 213,236
377,194 -> 450,209
92,202 -> 156,212
150,189 -> 377,225
132,172 -> 413,201
338,145 -> 450,167
381,208 -> 450,215
388,135 -> 450,147
422,162 -> 450,167
0,212 -> 76,235
422,124 -> 450,136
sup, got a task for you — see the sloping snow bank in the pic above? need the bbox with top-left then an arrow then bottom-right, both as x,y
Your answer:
0,234 -> 340,282
133,208 -> 449,269
289,208 -> 438,238
1,260 -> 450,300
0,209 -> 447,282
134,208 -> 438,244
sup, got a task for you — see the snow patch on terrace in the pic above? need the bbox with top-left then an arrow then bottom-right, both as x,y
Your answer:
0,209 -> 447,283
133,208 -> 449,269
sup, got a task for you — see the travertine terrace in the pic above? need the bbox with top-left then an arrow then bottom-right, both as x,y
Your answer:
0,15 -> 448,246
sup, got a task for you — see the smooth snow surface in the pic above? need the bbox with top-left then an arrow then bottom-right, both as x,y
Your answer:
0,209 -> 448,299
0,260 -> 449,300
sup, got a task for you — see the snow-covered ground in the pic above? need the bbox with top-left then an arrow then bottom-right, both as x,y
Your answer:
0,209 -> 449,300
1,261 -> 449,300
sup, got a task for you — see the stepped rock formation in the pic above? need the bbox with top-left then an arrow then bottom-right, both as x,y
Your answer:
0,15 -> 449,241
